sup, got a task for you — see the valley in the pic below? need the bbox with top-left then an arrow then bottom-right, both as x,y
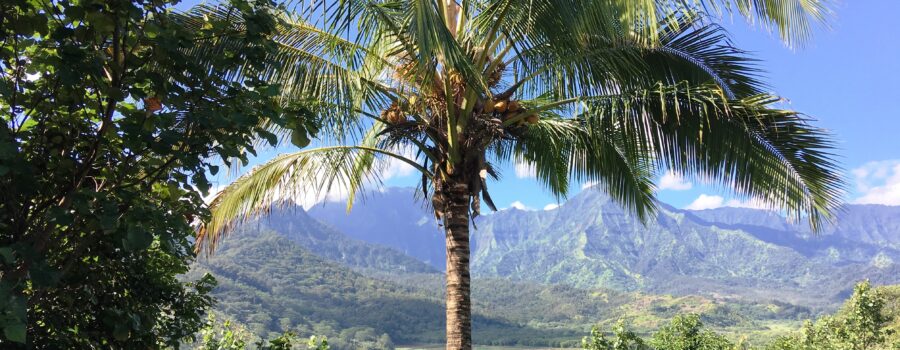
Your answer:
189,187 -> 900,348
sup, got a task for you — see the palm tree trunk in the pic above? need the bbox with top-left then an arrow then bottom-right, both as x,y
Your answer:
443,181 -> 472,350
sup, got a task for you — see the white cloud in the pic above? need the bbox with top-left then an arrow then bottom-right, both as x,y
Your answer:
581,181 -> 598,190
543,203 -> 560,211
381,145 -> 418,180
514,159 -> 536,178
509,201 -> 530,210
684,194 -> 770,211
852,160 -> 900,205
658,171 -> 692,191
724,198 -> 770,210
684,194 -> 725,210
297,188 -> 350,209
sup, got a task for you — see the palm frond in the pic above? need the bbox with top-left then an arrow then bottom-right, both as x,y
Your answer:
196,146 -> 430,254
176,4 -> 397,143
694,0 -> 832,48
582,82 -> 844,230
510,11 -> 764,102
491,114 -> 658,221
607,0 -> 831,47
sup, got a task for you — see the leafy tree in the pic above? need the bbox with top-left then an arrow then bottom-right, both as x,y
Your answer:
307,335 -> 331,350
0,0 -> 311,346
650,314 -> 734,350
583,320 -> 648,350
194,314 -> 310,350
584,316 -> 743,350
839,281 -> 891,349
197,315 -> 252,350
194,1 -> 843,349
768,281 -> 898,350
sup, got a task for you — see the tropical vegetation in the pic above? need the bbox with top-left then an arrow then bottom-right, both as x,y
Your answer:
0,0 -> 315,346
1,0 -> 870,348
195,1 -> 843,349
190,226 -> 811,349
582,281 -> 900,350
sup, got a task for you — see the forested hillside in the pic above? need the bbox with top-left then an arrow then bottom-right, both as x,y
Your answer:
310,188 -> 900,306
190,187 -> 900,348
191,225 -> 823,348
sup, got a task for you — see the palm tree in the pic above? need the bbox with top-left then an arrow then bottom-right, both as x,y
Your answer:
191,1 -> 842,349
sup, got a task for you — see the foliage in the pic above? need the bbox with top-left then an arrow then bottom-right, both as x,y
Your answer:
581,284 -> 900,350
0,0 -> 313,346
767,281 -> 899,350
197,315 -> 253,350
193,314 -> 312,350
307,335 -> 331,350
649,314 -> 736,350
187,1 -> 841,348
197,0 -> 844,254
582,320 -> 648,350
584,315 -> 742,350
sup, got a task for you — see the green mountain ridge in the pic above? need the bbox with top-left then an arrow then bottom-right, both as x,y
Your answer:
470,191 -> 900,305
309,187 -> 900,307
191,228 -> 816,348
190,186 -> 900,348
189,229 -> 593,347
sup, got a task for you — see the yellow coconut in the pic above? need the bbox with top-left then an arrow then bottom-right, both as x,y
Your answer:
507,100 -> 521,112
483,100 -> 495,113
493,100 -> 508,113
449,71 -> 464,86
526,115 -> 539,125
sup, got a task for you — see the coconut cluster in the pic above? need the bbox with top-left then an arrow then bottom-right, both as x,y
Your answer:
481,98 -> 537,126
381,102 -> 406,124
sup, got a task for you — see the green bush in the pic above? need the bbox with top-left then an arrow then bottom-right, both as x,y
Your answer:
194,314 -> 323,350
583,315 -> 741,350
767,281 -> 898,350
582,281 -> 899,350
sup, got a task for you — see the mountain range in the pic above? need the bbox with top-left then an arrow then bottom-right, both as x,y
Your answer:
191,186 -> 900,347
309,187 -> 900,306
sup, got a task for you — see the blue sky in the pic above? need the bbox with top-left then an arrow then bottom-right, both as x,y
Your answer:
203,1 -> 900,211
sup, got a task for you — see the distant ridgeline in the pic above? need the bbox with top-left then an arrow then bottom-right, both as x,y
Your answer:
310,187 -> 900,305
189,187 -> 900,348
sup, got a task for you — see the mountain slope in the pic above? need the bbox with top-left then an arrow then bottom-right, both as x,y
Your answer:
242,206 -> 436,274
471,191 -> 900,305
309,187 -> 900,306
191,229 -> 813,347
308,188 -> 446,270
189,229 -> 445,344
689,205 -> 900,250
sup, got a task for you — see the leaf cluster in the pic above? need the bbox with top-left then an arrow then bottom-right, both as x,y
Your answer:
0,0 -> 313,346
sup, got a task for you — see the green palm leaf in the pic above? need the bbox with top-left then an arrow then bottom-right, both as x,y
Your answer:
197,146 -> 429,254
582,82 -> 843,229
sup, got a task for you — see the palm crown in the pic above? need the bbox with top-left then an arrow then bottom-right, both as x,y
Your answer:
194,0 -> 840,246
188,1 -> 842,349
